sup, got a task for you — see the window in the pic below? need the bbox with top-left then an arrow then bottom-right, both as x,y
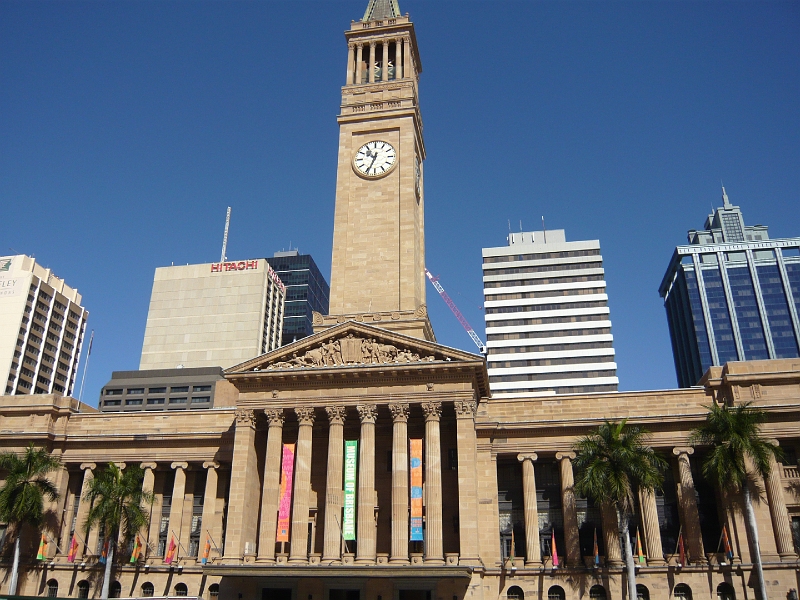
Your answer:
193,385 -> 212,392
109,581 -> 122,598
449,448 -> 458,470
105,388 -> 123,396
126,399 -> 143,406
674,584 -> 693,600
175,582 -> 188,597
717,583 -> 735,600
147,398 -> 165,405
77,580 -> 90,599
170,386 -> 189,393
547,586 -> 565,600
170,397 -> 187,404
141,582 -> 155,598
208,583 -> 220,598
192,396 -> 211,404
589,585 -> 607,600
636,584 -> 650,600
149,387 -> 166,393
104,400 -> 121,406
47,579 -> 58,597
506,586 -> 524,600
127,388 -> 144,394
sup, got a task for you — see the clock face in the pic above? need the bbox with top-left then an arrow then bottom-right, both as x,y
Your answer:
353,140 -> 397,178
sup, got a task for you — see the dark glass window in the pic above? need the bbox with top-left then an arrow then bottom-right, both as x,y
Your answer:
77,581 -> 90,599
536,461 -> 565,559
47,579 -> 58,597
497,461 -> 524,560
783,263 -> 800,329
656,465 -> 680,555
756,264 -> 799,358
701,267 -> 738,363
725,266 -> 768,359
141,582 -> 155,598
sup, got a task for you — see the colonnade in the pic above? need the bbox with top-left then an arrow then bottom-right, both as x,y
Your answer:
345,37 -> 411,85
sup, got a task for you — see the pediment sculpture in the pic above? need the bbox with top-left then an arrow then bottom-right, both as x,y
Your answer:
265,334 -> 439,370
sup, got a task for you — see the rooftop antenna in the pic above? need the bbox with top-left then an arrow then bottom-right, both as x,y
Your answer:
721,181 -> 731,209
220,207 -> 232,263
542,216 -> 547,243
519,220 -> 523,232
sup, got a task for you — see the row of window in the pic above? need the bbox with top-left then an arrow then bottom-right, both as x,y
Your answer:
484,261 -> 603,276
485,287 -> 606,302
489,355 -> 616,369
103,396 -> 210,407
485,300 -> 607,315
487,341 -> 614,354
487,327 -> 611,342
490,369 -> 617,383
105,385 -> 212,396
483,249 -> 601,264
506,582 -> 733,600
485,274 -> 605,289
58,579 -> 217,598
488,314 -> 607,328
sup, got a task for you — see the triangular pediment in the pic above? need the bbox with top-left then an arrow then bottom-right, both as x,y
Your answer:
225,320 -> 484,375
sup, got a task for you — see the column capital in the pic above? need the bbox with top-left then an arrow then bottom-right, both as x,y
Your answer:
555,451 -> 576,462
325,405 -> 347,425
235,408 -> 257,427
113,462 -> 127,470
422,401 -> 442,421
80,462 -> 96,471
140,462 -> 157,471
517,453 -> 538,463
357,404 -> 378,424
295,406 -> 316,426
454,400 -> 477,418
389,402 -> 410,422
369,40 -> 377,48
203,461 -> 220,470
672,446 -> 695,457
348,42 -> 355,50
171,461 -> 188,471
264,408 -> 285,427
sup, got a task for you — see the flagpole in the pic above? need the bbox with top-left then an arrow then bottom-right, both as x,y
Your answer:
77,330 -> 94,405
205,529 -> 222,555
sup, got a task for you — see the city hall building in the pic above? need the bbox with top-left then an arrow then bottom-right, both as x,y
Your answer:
2,2 -> 800,600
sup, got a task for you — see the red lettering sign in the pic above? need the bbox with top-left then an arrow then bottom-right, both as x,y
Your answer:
209,259 -> 260,273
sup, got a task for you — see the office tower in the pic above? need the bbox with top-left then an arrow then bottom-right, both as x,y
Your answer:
140,258 -> 285,370
266,251 -> 330,346
482,230 -> 619,397
0,255 -> 88,396
660,188 -> 800,387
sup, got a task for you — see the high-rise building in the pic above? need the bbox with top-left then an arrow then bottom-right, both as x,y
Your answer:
266,251 -> 330,347
140,258 -> 285,370
659,188 -> 800,387
482,230 -> 619,397
0,255 -> 88,397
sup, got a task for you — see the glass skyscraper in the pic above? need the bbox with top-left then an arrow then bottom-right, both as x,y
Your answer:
659,188 -> 800,387
266,251 -> 330,347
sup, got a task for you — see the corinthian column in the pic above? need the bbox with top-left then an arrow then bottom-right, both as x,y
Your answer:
224,409 -> 259,559
346,43 -> 354,85
455,400 -> 481,565
555,452 -> 581,566
601,502 -> 622,566
422,401 -> 444,564
322,406 -> 346,562
518,453 -> 541,565
673,447 -> 705,564
258,409 -> 284,561
394,38 -> 403,79
140,462 -> 157,557
289,407 -> 315,563
356,404 -> 378,563
765,445 -> 796,559
389,403 -> 410,563
639,487 -> 665,565
75,463 -> 96,560
368,42 -> 376,83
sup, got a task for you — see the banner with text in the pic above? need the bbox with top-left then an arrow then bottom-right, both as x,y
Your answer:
343,440 -> 358,540
410,438 -> 423,541
276,443 -> 295,542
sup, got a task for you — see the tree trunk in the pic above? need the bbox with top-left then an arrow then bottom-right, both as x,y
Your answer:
9,534 -> 20,595
618,508 -> 637,600
101,541 -> 115,599
743,485 -> 768,600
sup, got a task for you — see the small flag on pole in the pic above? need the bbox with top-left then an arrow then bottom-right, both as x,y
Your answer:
164,536 -> 177,564
130,535 -> 142,564
722,525 -> 734,561
36,534 -> 47,560
201,535 -> 211,565
551,530 -> 559,567
99,538 -> 109,565
593,528 -> 600,566
67,534 -> 78,563
677,530 -> 686,567
636,528 -> 645,564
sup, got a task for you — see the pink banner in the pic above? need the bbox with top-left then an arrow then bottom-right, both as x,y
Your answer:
276,443 -> 295,542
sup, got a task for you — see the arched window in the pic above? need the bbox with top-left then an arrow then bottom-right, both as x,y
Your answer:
548,586 -> 566,600
208,583 -> 220,599
109,581 -> 122,598
674,584 -> 693,600
46,579 -> 58,598
589,585 -> 607,600
175,582 -> 188,597
717,583 -> 735,600
507,586 -> 524,600
141,582 -> 155,598
636,584 -> 650,600
77,580 -> 90,599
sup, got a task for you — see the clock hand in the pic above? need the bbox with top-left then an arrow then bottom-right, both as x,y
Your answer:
368,153 -> 378,173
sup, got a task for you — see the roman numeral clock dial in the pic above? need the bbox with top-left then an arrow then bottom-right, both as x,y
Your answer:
353,140 -> 397,178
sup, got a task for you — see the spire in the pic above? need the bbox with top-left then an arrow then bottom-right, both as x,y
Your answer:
721,183 -> 731,209
362,0 -> 401,21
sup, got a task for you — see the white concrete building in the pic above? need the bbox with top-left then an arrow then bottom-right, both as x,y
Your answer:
482,230 -> 619,397
140,259 -> 286,370
0,255 -> 88,397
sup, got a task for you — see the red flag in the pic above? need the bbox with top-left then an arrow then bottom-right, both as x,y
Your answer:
164,536 -> 177,564
201,536 -> 211,565
551,530 -> 559,567
677,531 -> 685,567
722,525 -> 734,560
67,535 -> 78,563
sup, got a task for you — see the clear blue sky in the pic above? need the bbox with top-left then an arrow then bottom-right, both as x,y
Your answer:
2,1 -> 798,406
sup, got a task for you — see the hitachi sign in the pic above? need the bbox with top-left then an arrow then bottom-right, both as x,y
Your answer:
209,260 -> 285,294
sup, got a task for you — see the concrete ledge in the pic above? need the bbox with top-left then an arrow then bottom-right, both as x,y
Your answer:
204,564 -> 473,579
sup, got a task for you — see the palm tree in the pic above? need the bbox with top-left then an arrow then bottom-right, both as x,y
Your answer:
0,442 -> 61,595
573,420 -> 666,600
83,463 -> 153,600
690,401 -> 778,600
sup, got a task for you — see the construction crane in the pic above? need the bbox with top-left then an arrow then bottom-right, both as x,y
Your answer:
425,269 -> 486,354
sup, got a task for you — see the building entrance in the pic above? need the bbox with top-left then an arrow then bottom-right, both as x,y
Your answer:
262,588 -> 292,600
399,591 -> 432,600
329,590 -> 360,600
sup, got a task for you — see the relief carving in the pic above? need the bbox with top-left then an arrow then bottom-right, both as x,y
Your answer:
388,402 -> 410,422
264,408 -> 285,427
422,401 -> 442,421
454,400 -> 477,418
325,405 -> 347,425
357,404 -> 378,423
295,406 -> 316,425
235,409 -> 256,427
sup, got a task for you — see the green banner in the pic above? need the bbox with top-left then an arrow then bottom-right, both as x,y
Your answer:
343,440 -> 358,540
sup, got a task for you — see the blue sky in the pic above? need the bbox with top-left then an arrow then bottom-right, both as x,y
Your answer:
2,0 -> 798,406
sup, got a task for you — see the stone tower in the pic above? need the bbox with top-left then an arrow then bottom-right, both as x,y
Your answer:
320,0 -> 433,341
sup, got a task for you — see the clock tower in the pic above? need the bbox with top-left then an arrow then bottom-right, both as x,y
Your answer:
321,0 -> 433,341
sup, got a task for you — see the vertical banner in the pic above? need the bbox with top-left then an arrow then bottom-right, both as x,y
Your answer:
276,443 -> 296,542
410,438 -> 423,541
342,440 -> 358,540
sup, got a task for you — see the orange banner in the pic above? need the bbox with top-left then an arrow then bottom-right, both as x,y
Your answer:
276,443 -> 296,542
410,438 -> 423,541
